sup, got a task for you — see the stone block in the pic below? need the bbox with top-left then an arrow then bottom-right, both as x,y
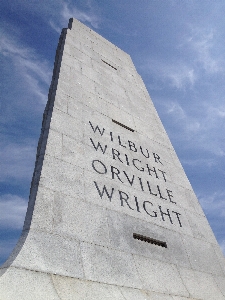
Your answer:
80,242 -> 142,288
52,194 -> 111,247
179,268 -> 225,299
43,128 -> 62,159
10,230 -> 84,278
50,107 -> 83,141
52,276 -> 126,300
70,69 -> 96,96
39,154 -> 84,198
82,63 -> 103,86
61,135 -> 85,168
107,209 -> 191,268
53,90 -> 69,113
29,185 -> 55,231
185,209 -> 218,243
54,76 -> 71,96
120,287 -> 174,300
63,53 -> 83,74
212,244 -> 225,276
95,82 -> 120,105
182,235 -> 224,275
92,58 -> 116,78
65,30 -> 81,50
0,268 -> 60,300
133,255 -> 189,296
214,275 -> 225,296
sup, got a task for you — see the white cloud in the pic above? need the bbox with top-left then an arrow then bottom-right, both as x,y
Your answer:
143,59 -> 196,90
0,33 -> 51,104
0,141 -> 36,182
167,65 -> 196,89
198,192 -> 225,256
182,157 -> 216,168
61,2 -> 100,29
166,102 -> 186,119
206,104 -> 225,120
49,1 -> 101,33
49,20 -> 62,34
219,239 -> 225,256
157,96 -> 225,158
199,192 -> 225,219
183,27 -> 224,74
143,26 -> 224,93
0,194 -> 27,229
0,238 -> 19,260
162,100 -> 201,136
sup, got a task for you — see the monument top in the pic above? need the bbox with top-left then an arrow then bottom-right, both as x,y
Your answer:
1,18 -> 225,299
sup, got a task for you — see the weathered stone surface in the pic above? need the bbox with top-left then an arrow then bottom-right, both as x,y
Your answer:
1,17 -> 225,299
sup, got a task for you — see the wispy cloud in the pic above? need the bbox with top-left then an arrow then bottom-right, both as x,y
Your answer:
0,194 -> 27,229
206,104 -> 225,121
0,141 -> 36,182
166,102 -> 186,119
142,59 -> 196,90
182,26 -> 224,74
156,92 -> 225,158
49,1 -> 101,33
0,33 -> 51,104
181,157 -> 216,168
199,191 -> 225,216
0,238 -> 19,261
219,239 -> 225,255
198,191 -> 225,255
61,2 -> 100,29
161,100 -> 201,136
165,64 -> 196,89
49,20 -> 62,34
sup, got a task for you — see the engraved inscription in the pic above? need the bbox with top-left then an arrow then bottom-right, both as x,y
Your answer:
88,120 -> 183,227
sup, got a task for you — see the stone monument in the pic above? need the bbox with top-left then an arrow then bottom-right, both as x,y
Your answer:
1,18 -> 225,299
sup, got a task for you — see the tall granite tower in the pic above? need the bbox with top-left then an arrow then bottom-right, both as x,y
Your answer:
1,18 -> 225,299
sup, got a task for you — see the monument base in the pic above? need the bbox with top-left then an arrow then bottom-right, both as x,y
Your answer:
2,266 -> 225,300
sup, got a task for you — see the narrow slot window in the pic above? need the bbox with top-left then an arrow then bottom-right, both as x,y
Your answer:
112,119 -> 134,132
133,233 -> 167,248
102,59 -> 117,70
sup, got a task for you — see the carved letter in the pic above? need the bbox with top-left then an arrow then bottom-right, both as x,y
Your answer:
111,166 -> 123,183
158,169 -> 167,182
133,159 -> 144,171
92,160 -> 107,174
172,211 -> 182,227
118,136 -> 126,148
90,138 -> 107,154
167,189 -> 176,204
153,153 -> 163,164
146,164 -> 158,178
134,196 -> 141,212
143,201 -> 157,217
112,148 -> 123,163
140,146 -> 150,158
89,121 -> 105,136
123,171 -> 135,186
147,181 -> 157,196
157,185 -> 167,200
158,206 -> 173,224
94,181 -> 114,201
128,140 -> 137,152
118,190 -> 134,210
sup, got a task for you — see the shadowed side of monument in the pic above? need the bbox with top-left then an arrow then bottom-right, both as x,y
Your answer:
1,18 -> 225,300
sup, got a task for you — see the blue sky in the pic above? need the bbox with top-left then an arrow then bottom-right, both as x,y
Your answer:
1,0 -> 225,264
